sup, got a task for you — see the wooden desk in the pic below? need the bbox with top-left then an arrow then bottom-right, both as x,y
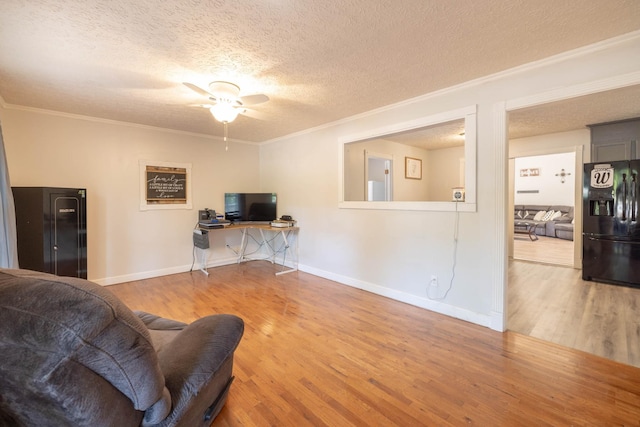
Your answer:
199,223 -> 299,275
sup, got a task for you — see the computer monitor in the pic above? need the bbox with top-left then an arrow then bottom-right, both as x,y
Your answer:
224,193 -> 277,222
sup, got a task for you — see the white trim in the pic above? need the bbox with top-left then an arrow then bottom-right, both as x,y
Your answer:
338,200 -> 477,212
3,32 -> 639,148
100,258 -> 492,327
95,264 -> 194,286
95,255 -> 240,286
506,71 -> 640,111
573,147 -> 584,269
499,72 -> 640,332
338,105 -> 476,145
492,101 -> 508,332
299,264 -> 493,328
263,30 -> 640,145
1,102 -> 258,146
463,109 -> 477,206
508,144 -> 584,269
338,105 -> 477,212
508,138 -> 586,159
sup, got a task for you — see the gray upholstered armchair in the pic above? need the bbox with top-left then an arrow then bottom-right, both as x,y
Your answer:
0,268 -> 244,427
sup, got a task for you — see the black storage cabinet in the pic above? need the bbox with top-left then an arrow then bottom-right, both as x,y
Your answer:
12,187 -> 87,278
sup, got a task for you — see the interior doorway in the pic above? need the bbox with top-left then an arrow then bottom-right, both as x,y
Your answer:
501,83 -> 640,368
365,151 -> 393,201
511,152 -> 576,267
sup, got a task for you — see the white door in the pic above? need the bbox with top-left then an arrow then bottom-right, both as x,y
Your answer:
365,151 -> 393,201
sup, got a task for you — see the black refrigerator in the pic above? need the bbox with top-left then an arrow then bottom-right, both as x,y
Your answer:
12,187 -> 87,279
583,161 -> 640,287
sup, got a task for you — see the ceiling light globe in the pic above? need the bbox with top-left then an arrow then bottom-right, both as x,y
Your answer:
210,104 -> 239,123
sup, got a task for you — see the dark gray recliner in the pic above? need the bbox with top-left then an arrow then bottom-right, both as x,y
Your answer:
0,268 -> 244,427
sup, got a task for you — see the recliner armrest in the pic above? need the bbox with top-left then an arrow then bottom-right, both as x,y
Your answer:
136,311 -> 188,331
148,314 -> 244,426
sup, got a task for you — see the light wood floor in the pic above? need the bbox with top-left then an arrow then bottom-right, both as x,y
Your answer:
513,235 -> 574,266
508,258 -> 640,369
109,262 -> 640,426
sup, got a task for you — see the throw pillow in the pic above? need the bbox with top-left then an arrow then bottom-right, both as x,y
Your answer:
541,210 -> 555,221
551,211 -> 562,220
533,210 -> 546,221
516,210 -> 522,219
522,210 -> 531,219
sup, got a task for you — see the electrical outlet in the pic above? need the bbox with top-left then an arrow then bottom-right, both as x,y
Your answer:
430,275 -> 438,287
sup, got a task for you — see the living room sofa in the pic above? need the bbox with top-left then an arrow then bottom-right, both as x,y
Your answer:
514,204 -> 574,241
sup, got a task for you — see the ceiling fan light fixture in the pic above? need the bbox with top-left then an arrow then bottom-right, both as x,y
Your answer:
209,81 -> 240,100
210,103 -> 239,123
184,80 -> 267,126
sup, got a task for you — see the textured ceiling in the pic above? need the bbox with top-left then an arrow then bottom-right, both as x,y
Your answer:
509,84 -> 640,139
0,0 -> 639,143
379,120 -> 466,151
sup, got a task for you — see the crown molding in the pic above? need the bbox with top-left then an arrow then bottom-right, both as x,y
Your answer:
3,30 -> 639,147
0,102 -> 258,146
481,29 -> 640,89
264,30 -> 640,145
506,70 -> 640,112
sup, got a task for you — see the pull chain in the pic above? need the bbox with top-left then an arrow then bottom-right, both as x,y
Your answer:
223,121 -> 229,151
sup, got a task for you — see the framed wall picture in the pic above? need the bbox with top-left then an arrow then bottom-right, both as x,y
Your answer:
405,157 -> 422,180
139,160 -> 192,210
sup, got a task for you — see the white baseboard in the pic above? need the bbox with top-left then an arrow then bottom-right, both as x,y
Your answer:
299,264 -> 493,330
93,259 -> 496,332
489,311 -> 506,332
93,265 -> 192,286
93,256 -> 239,286
92,253 -> 298,286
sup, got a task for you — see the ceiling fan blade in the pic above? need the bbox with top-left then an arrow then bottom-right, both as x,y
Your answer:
183,82 -> 214,98
239,94 -> 269,106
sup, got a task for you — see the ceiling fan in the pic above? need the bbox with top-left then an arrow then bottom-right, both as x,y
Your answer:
184,81 -> 269,150
183,81 -> 269,123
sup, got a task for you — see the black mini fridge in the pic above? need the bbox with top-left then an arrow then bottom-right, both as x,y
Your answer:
12,187 -> 87,278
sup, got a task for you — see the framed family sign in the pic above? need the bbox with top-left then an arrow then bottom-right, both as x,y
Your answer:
405,156 -> 422,180
139,160 -> 192,210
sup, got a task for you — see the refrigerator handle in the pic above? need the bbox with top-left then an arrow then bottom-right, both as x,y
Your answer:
622,173 -> 627,221
633,173 -> 637,222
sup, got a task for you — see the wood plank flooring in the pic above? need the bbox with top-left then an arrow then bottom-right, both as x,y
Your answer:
513,235 -> 574,266
508,258 -> 640,369
108,262 -> 640,426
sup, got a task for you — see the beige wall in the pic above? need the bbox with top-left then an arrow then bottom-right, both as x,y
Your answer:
343,138 -> 431,201
260,34 -> 640,330
509,129 -> 590,161
0,106 -> 261,284
426,145 -> 465,201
